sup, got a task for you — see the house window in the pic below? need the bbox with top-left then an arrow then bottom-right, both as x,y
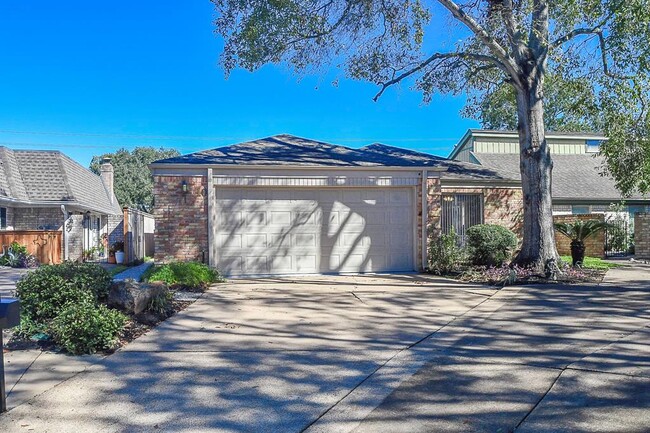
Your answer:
572,205 -> 590,215
586,140 -> 602,153
0,207 -> 6,229
441,194 -> 484,245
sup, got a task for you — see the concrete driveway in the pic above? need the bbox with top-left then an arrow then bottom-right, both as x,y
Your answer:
0,267 -> 27,297
1,270 -> 649,432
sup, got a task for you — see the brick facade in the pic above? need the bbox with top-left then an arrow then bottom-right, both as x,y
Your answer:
437,187 -> 524,236
553,214 -> 605,258
66,214 -> 85,261
107,213 -> 124,247
152,174 -> 527,271
13,208 -> 63,231
153,175 -> 208,263
634,213 -> 650,259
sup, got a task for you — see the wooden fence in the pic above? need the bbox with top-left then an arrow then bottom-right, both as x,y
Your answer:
0,230 -> 62,264
124,208 -> 155,264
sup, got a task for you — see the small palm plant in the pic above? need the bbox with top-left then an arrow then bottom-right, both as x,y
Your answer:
554,220 -> 610,266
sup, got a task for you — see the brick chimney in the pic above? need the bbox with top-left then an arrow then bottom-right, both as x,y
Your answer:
100,157 -> 114,204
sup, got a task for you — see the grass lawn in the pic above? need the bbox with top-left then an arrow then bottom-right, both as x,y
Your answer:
108,265 -> 129,276
560,256 -> 621,270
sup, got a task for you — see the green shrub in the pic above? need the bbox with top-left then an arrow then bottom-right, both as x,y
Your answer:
147,288 -> 174,315
51,301 -> 126,355
14,262 -> 114,341
16,272 -> 95,324
466,224 -> 518,266
428,229 -> 465,275
144,262 -> 224,290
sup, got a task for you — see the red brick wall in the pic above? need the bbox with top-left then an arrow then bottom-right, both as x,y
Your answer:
635,213 -> 650,258
153,175 -> 208,263
553,214 -> 605,258
437,187 -> 524,236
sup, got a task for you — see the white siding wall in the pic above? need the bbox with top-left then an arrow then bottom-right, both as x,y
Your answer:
473,137 -> 587,155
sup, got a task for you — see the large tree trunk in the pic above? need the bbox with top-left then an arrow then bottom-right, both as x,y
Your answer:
513,80 -> 559,272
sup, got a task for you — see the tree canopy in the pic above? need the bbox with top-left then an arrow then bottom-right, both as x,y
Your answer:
90,147 -> 179,212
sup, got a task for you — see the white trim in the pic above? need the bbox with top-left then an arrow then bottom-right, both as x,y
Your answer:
207,168 -> 216,268
212,176 -> 420,187
421,170 -> 428,270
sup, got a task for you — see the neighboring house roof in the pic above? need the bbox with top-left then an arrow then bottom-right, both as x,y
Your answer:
152,134 -> 519,183
472,152 -> 647,202
0,147 -> 122,215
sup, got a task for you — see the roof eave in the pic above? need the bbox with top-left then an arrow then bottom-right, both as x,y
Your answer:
149,162 -> 449,172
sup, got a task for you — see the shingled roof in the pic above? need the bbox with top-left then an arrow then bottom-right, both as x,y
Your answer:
472,152 -> 647,202
152,134 -> 519,182
0,147 -> 122,215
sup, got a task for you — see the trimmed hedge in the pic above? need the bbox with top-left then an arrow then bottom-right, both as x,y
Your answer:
466,224 -> 518,266
143,262 -> 224,290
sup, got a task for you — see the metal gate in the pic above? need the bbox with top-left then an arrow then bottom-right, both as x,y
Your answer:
441,194 -> 483,245
605,217 -> 631,257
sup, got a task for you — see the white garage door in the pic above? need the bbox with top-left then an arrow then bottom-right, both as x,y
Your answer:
214,187 -> 415,276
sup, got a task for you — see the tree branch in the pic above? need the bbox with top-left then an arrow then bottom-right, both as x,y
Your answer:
436,0 -> 521,84
372,51 -> 502,101
550,26 -> 602,48
550,14 -> 614,48
596,31 -> 634,80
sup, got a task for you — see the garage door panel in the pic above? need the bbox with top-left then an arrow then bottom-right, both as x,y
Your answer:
245,256 -> 268,273
270,211 -> 291,225
245,234 -> 268,248
215,187 -> 414,276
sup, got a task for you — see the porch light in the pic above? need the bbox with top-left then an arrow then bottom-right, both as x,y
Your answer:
181,180 -> 188,193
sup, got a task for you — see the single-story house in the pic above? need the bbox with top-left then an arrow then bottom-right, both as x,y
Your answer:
150,134 -> 522,276
449,129 -> 650,216
0,147 -> 123,262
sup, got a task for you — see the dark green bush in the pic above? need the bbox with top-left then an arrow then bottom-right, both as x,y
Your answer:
466,224 -> 518,266
16,272 -> 95,324
51,301 -> 126,355
143,262 -> 224,290
428,229 -> 466,275
14,262 -> 117,348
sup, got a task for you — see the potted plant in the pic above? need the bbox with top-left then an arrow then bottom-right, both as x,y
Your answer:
555,219 -> 609,266
107,243 -> 117,264
112,241 -> 125,264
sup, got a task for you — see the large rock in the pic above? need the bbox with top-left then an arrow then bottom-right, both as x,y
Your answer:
108,279 -> 168,315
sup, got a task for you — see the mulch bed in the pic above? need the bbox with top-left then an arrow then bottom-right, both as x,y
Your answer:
444,267 -> 607,287
6,291 -> 202,354
111,297 -> 194,352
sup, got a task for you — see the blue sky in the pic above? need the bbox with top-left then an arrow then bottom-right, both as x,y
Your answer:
0,1 -> 478,167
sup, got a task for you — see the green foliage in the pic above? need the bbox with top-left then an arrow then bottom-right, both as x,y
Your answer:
111,241 -> 124,253
554,220 -> 609,242
466,224 -> 518,266
463,71 -> 602,133
143,262 -> 224,290
16,271 -> 95,324
90,147 -> 179,212
14,263 -> 117,351
427,228 -> 465,275
51,301 -> 126,355
0,241 -> 38,268
147,288 -> 174,316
